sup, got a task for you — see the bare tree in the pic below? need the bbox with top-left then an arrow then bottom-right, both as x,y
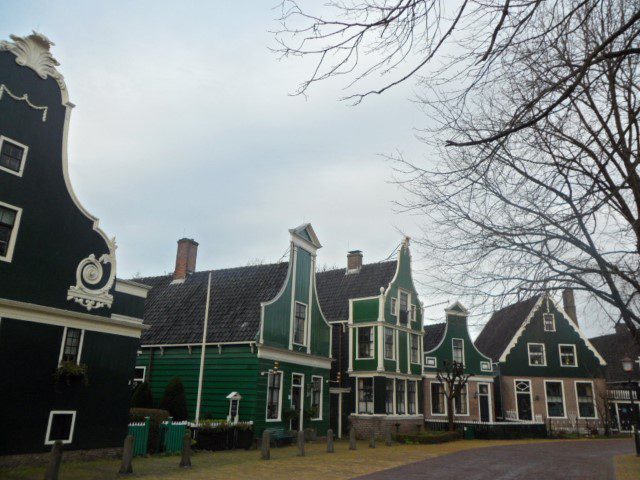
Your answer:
436,360 -> 470,431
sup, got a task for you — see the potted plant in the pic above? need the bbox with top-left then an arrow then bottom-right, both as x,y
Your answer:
53,361 -> 88,386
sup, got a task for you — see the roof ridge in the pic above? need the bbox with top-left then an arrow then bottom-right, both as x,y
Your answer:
133,260 -> 288,282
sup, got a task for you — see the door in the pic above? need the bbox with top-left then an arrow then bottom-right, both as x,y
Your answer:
291,374 -> 304,431
617,403 -> 638,431
478,383 -> 490,422
515,380 -> 533,421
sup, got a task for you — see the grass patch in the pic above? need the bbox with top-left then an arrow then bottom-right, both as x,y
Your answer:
615,454 -> 640,480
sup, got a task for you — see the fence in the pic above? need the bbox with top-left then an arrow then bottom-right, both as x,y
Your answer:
159,418 -> 190,454
127,417 -> 150,456
425,419 -> 547,439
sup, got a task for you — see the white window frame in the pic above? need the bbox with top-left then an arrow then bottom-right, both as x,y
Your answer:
0,200 -> 22,263
407,380 -> 418,415
452,338 -> 465,366
292,301 -> 308,347
384,326 -> 395,360
58,326 -> 85,365
44,410 -> 77,445
453,384 -> 470,416
527,343 -> 547,366
395,378 -> 407,415
265,371 -> 283,422
425,356 -> 437,368
558,344 -> 578,368
134,366 -> 146,383
310,375 -> 323,421
477,382 -> 493,422
0,135 -> 29,177
290,372 -> 305,429
543,313 -> 556,332
410,334 -> 420,364
356,377 -> 375,414
385,378 -> 395,414
480,361 -> 492,372
544,380 -> 567,419
430,381 -> 447,416
390,297 -> 398,316
398,290 -> 410,324
410,304 -> 417,322
514,379 -> 534,421
574,380 -> 598,419
356,326 -> 375,360
227,393 -> 241,424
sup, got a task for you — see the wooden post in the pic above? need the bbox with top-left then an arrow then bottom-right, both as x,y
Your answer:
369,431 -> 376,448
43,440 -> 62,480
349,427 -> 357,450
385,426 -> 392,446
297,430 -> 305,456
179,431 -> 191,468
118,435 -> 134,475
261,430 -> 270,460
326,429 -> 334,453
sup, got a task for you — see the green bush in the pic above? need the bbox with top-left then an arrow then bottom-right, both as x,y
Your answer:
160,377 -> 188,421
396,431 -> 460,444
130,408 -> 170,454
54,361 -> 88,386
131,382 -> 154,408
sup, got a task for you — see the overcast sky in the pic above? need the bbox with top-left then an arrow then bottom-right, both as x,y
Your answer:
2,1 -> 612,337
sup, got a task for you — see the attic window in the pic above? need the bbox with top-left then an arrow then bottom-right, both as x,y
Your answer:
390,297 -> 397,316
0,136 -> 28,176
480,361 -> 492,372
543,313 -> 555,332
293,302 -> 307,346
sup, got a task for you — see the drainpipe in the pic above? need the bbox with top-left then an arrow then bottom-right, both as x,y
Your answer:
195,272 -> 212,424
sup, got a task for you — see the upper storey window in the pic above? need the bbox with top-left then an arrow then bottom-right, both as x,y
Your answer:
452,338 -> 465,365
543,313 -> 556,332
528,343 -> 546,366
399,290 -> 409,323
293,302 -> 307,346
0,136 -> 28,177
358,327 -> 374,359
0,203 -> 21,262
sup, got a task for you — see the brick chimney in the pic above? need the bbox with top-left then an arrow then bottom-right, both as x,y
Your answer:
562,288 -> 578,326
174,238 -> 199,281
347,250 -> 363,274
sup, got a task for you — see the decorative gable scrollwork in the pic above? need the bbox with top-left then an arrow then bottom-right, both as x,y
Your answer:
67,239 -> 117,311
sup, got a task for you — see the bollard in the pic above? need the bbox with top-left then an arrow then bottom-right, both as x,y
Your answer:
349,427 -> 357,450
297,430 -> 305,457
179,431 -> 192,468
118,435 -> 134,475
369,431 -> 376,448
385,427 -> 392,446
326,429 -> 334,453
43,440 -> 63,480
261,430 -> 270,460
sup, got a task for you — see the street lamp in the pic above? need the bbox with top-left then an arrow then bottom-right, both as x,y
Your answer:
621,355 -> 640,456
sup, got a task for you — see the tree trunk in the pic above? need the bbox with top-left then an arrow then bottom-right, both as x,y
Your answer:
447,397 -> 455,432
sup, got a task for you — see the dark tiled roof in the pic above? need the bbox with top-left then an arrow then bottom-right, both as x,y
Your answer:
316,261 -> 397,321
590,327 -> 640,383
137,263 -> 289,345
423,323 -> 446,352
474,296 -> 541,361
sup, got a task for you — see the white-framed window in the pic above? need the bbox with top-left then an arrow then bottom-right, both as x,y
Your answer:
452,338 -> 465,365
385,378 -> 395,414
390,297 -> 397,316
0,201 -> 22,263
410,304 -> 417,322
0,135 -> 29,177
45,411 -> 77,445
575,381 -> 597,419
425,356 -> 437,368
226,392 -> 242,423
266,371 -> 282,421
384,327 -> 395,360
357,377 -> 374,414
133,366 -> 146,383
58,327 -> 84,365
454,384 -> 469,415
559,344 -> 577,367
357,326 -> 374,359
410,334 -> 420,364
399,290 -> 409,323
527,343 -> 546,366
543,313 -> 556,332
430,382 -> 446,415
293,302 -> 307,346
545,380 -> 566,418
408,380 -> 417,414
480,361 -> 492,372
310,376 -> 323,420
396,378 -> 406,414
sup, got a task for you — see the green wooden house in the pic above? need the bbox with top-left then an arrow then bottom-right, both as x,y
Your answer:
423,302 -> 495,423
316,238 -> 424,438
135,224 -> 332,436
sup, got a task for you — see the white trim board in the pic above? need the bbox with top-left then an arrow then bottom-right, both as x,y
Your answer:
44,410 -> 77,445
257,345 -> 332,369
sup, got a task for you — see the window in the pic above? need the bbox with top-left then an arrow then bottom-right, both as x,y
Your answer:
385,378 -> 394,414
399,291 -> 409,323
59,327 -> 83,364
390,297 -> 397,316
266,372 -> 282,420
227,392 -> 242,423
410,304 -> 417,322
454,385 -> 468,415
396,379 -> 406,414
559,344 -> 577,367
293,302 -> 307,345
410,334 -> 420,363
358,378 -> 374,414
452,338 -> 464,365
311,376 -> 322,420
425,356 -> 437,368
0,204 -> 21,261
480,361 -> 492,372
576,382 -> 596,418
543,313 -> 556,332
0,136 -> 28,176
545,381 -> 565,418
384,327 -> 395,360
357,327 -> 374,359
133,366 -> 146,383
45,411 -> 76,445
431,383 -> 446,414
528,343 -> 546,366
408,381 -> 417,414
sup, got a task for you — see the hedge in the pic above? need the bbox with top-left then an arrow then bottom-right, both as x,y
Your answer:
396,431 -> 461,444
130,408 -> 170,454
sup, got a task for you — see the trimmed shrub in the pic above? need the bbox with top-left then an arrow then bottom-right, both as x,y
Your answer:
130,408 -> 170,454
131,382 -> 154,408
160,377 -> 189,421
396,431 -> 460,445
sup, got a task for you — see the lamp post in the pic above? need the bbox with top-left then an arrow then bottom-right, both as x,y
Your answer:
621,355 -> 640,456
